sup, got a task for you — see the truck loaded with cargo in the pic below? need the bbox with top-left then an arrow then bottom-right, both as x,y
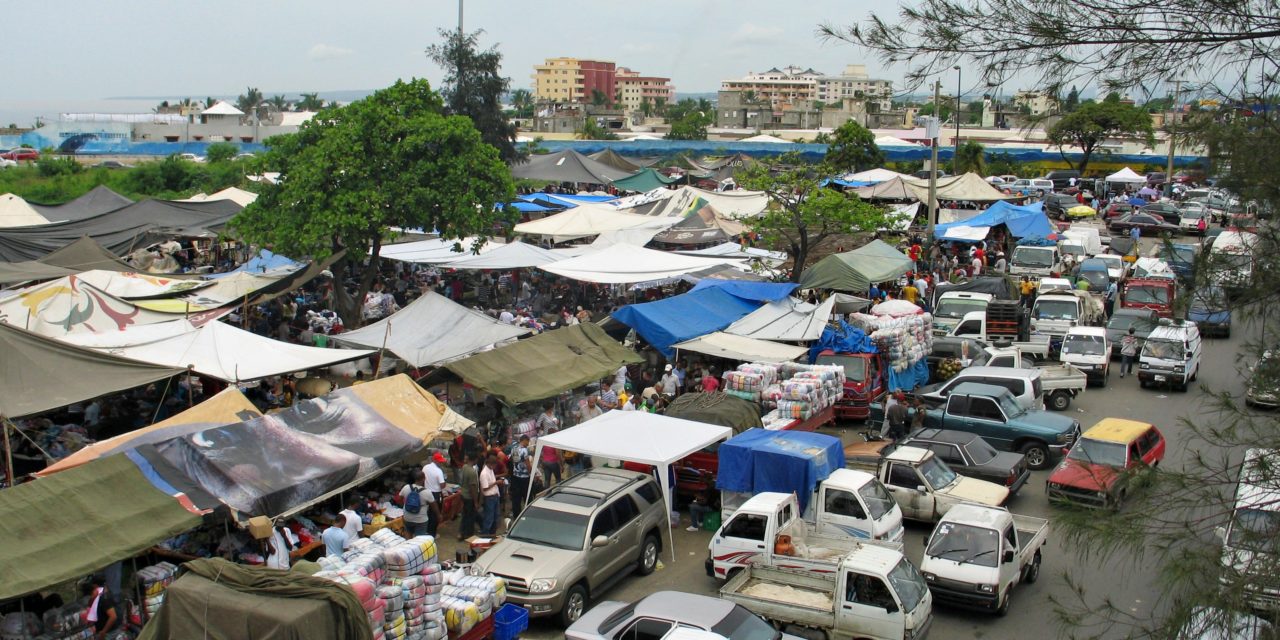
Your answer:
914,383 -> 1081,470
815,316 -> 931,421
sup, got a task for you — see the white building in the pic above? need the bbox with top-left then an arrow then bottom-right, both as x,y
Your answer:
815,64 -> 894,112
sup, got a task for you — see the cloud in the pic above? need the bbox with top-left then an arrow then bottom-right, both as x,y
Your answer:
308,43 -> 354,61
730,23 -> 784,45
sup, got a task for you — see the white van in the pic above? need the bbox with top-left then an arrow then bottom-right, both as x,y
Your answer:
1216,449 -> 1280,612
1059,326 -> 1111,386
1209,230 -> 1258,289
1062,228 -> 1103,257
1137,320 -> 1202,391
1010,245 -> 1063,278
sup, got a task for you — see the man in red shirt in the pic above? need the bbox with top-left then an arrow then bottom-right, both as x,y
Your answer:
701,370 -> 720,392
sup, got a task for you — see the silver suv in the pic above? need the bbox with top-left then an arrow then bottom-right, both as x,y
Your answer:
470,468 -> 667,626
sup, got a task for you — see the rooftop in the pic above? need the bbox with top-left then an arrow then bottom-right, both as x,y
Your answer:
1083,418 -> 1154,444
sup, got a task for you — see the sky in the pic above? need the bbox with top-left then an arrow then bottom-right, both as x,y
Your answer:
1,0 -> 984,126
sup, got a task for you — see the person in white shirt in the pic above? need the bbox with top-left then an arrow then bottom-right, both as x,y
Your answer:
266,522 -> 296,570
659,364 -> 679,397
423,452 -> 448,536
498,309 -> 515,324
338,499 -> 362,541
399,470 -> 439,537
83,399 -> 102,428
614,364 -> 629,390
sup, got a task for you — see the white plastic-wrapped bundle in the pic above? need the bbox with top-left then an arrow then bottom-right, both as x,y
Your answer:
736,363 -> 779,386
780,380 -> 819,400
346,552 -> 387,585
776,400 -> 812,420
383,544 -> 426,579
440,596 -> 480,635
455,574 -> 505,602
370,528 -> 407,548
722,370 -> 764,392
377,586 -> 405,617
384,612 -> 407,640
441,586 -> 491,618
760,409 -> 795,430
316,555 -> 345,572
511,418 -> 537,439
406,536 -> 439,565
724,389 -> 761,403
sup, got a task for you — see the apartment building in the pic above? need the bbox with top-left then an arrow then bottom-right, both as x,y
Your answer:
532,57 -> 617,104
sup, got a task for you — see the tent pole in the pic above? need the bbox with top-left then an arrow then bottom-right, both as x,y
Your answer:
374,321 -> 392,381
2,417 -> 13,487
186,366 -> 195,408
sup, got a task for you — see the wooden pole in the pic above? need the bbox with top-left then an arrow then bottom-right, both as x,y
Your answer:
2,417 -> 14,487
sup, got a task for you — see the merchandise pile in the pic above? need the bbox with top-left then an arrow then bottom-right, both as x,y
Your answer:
1,597 -> 99,640
438,573 -> 508,636
136,562 -> 179,620
849,312 -> 934,372
722,362 -> 846,428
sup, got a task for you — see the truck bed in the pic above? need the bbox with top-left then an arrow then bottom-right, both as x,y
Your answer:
721,566 -> 836,629
1037,364 -> 1087,390
786,405 -> 835,432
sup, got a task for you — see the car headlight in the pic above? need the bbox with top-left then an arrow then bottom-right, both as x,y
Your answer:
1174,365 -> 1184,373
1140,363 -> 1150,369
978,584 -> 996,593
1048,482 -> 1061,490
529,578 -> 557,593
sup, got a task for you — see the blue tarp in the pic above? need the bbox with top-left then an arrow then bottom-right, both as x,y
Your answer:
716,428 -> 846,512
808,320 -> 877,364
613,288 -> 762,358
821,178 -> 875,188
1127,196 -> 1148,206
887,359 -> 931,392
688,279 -> 798,303
507,201 -> 558,213
205,249 -> 299,278
935,200 -> 1056,241
518,194 -> 618,209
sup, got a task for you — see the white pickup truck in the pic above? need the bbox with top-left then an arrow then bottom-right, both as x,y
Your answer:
983,344 -> 1088,411
845,443 -> 1010,522
721,546 -> 934,640
920,504 -> 1048,616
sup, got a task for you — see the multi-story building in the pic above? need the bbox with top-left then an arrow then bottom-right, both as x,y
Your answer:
532,57 -> 616,104
615,67 -> 673,114
716,63 -> 895,129
1013,90 -> 1058,116
720,66 -> 823,110
815,65 -> 894,112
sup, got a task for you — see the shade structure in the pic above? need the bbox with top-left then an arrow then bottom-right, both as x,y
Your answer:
673,332 -> 808,363
0,454 -> 204,600
0,193 -> 51,227
679,242 -> 787,264
905,172 -> 1014,202
0,260 -> 76,285
74,269 -> 212,299
629,186 -> 770,219
0,322 -> 185,418
0,275 -> 225,336
513,204 -> 677,241
530,410 -> 732,560
205,249 -> 298,277
445,323 -> 642,404
725,295 -> 836,342
613,167 -> 677,193
31,185 -> 133,223
37,235 -> 138,272
178,186 -> 258,206
855,177 -> 921,201
1106,167 -> 1147,184
60,319 -> 377,382
439,240 -> 566,270
934,200 -> 1056,241
510,149 -> 635,184
798,239 -> 915,292
715,429 -> 845,513
330,291 -> 528,368
612,287 -> 762,357
739,134 -> 788,143
688,279 -> 797,303
377,237 -> 499,264
539,243 -> 741,284
589,148 -> 645,173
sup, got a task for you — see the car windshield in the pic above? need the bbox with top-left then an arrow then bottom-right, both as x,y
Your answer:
919,456 -> 958,489
1166,247 -> 1196,263
1080,270 -> 1109,289
1126,285 -> 1170,305
964,438 -> 999,465
711,604 -> 782,640
1034,299 -> 1079,320
858,480 -> 897,520
1227,508 -> 1280,552
506,506 -> 588,550
887,558 -> 930,614
1214,252 -> 1253,269
1181,211 -> 1205,220
1191,287 -> 1226,311
1067,437 -> 1128,467
816,354 -> 868,382
1062,334 -> 1107,356
934,298 -> 989,319
926,522 -> 1001,567
1108,314 -> 1150,332
1013,247 -> 1054,267
1143,338 -> 1185,360
996,393 -> 1024,417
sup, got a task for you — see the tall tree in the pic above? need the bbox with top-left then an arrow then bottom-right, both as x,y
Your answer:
953,140 -> 986,174
1046,100 -> 1154,174
509,88 -> 534,118
638,97 -> 653,118
576,118 -> 620,140
824,120 -> 884,174
426,29 -> 521,163
590,89 -> 608,107
235,87 -> 264,117
296,92 -> 324,111
232,79 -> 515,327
267,95 -> 289,112
737,153 -> 888,282
1064,85 -> 1080,112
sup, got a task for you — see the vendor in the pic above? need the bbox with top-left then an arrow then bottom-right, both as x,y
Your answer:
83,575 -> 118,640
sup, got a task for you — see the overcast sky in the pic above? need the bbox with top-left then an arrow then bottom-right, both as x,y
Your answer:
1,0 -> 1013,124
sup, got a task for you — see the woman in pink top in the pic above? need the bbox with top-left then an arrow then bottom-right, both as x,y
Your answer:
540,431 -> 562,485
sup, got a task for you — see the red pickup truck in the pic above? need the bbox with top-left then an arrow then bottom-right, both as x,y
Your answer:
1121,278 -> 1175,318
814,350 -> 886,421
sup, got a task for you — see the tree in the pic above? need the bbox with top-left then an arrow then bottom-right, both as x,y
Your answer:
232,79 -> 515,327
1064,85 -> 1080,112
737,152 -> 888,282
204,142 -> 238,164
917,101 -> 952,122
667,111 -> 711,140
1046,100 -> 1154,174
590,89 -> 608,107
576,118 -> 620,140
953,140 -> 986,174
426,29 -> 521,163
296,93 -> 324,111
509,89 -> 534,118
824,120 -> 884,174
235,87 -> 264,118
204,97 -> 216,109
638,97 -> 653,118
268,95 -> 290,112
966,100 -> 985,124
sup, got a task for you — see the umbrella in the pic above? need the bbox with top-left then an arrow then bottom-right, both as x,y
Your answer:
1066,205 -> 1097,218
1138,187 -> 1159,197
870,299 -> 924,317
1128,196 -> 1148,206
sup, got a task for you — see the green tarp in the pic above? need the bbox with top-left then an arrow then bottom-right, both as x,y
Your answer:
797,239 -> 915,293
664,392 -> 762,434
138,558 -> 372,640
613,167 -> 677,193
0,455 -> 202,599
445,323 -> 642,403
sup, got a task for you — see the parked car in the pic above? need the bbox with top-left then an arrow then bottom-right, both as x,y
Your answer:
1146,172 -> 1167,187
566,591 -> 802,640
1044,170 -> 1082,190
1187,284 -> 1231,338
1105,309 -> 1159,357
1107,213 -> 1179,236
903,428 -> 1032,494
1140,201 -> 1183,224
1104,201 -> 1134,219
1176,209 -> 1210,234
1245,349 -> 1278,409
1046,418 -> 1166,509
469,468 -> 667,625
0,148 -> 38,162
1044,194 -> 1080,219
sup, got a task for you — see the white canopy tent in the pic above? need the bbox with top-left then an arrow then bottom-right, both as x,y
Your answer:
330,291 -> 529,367
539,243 -> 742,284
677,242 -> 787,264
725,295 -> 835,342
739,134 -> 788,143
937,225 -> 991,241
630,186 -> 770,220
673,332 -> 808,363
531,411 -> 732,560
872,136 -> 920,148
439,241 -> 566,270
60,319 -> 376,382
0,193 -> 52,228
843,168 -> 910,183
1106,167 -> 1147,184
513,204 -> 677,241
180,186 -> 259,207
378,237 -> 499,264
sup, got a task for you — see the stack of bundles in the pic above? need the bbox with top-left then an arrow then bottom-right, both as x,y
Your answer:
759,409 -> 796,431
1,612 -> 43,640
39,601 -> 94,640
330,574 -> 383,633
721,370 -> 765,403
760,384 -> 782,411
395,574 -> 446,640
439,596 -> 480,636
382,536 -> 438,579
850,313 -> 934,372
510,417 -> 537,440
136,561 -> 179,619
378,585 -> 407,640
736,363 -> 780,386
791,367 -> 844,411
316,532 -> 448,640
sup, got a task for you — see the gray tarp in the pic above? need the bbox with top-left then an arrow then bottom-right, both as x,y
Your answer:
725,296 -> 836,342
0,260 -> 76,284
0,322 -> 184,418
589,148 -> 645,173
798,240 -> 915,292
32,185 -> 134,223
331,291 -> 529,367
36,235 -> 139,272
511,149 -> 635,184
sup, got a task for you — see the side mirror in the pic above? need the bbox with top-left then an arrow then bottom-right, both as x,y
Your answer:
883,601 -> 900,614
916,485 -> 928,493
1215,526 -> 1226,542
591,535 -> 609,548
1003,549 -> 1015,564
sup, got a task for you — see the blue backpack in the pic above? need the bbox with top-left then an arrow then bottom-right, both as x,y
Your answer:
405,485 -> 423,515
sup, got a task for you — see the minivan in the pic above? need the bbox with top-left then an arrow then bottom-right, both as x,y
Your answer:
1138,320 -> 1203,391
917,366 -> 1045,411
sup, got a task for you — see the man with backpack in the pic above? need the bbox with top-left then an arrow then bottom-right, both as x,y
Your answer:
399,470 -> 439,537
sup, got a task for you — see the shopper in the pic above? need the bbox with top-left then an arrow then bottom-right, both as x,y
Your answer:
321,515 -> 350,558
399,470 -> 438,537
423,452 -> 447,536
458,452 -> 480,541
480,453 -> 503,535
1120,327 -> 1139,378
509,434 -> 532,518
83,575 -> 118,640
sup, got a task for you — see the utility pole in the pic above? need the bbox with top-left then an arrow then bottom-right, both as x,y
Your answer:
953,65 -> 962,173
458,0 -> 463,32
1164,79 -> 1182,190
927,80 -> 942,238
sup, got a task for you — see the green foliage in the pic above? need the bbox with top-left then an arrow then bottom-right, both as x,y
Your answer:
576,119 -> 619,140
917,102 -> 952,122
824,120 -> 884,173
296,93 -> 324,111
128,155 -> 202,193
590,89 -> 608,107
427,29 -> 521,163
737,152 -> 889,282
953,140 -> 986,174
232,78 -> 515,326
1063,86 -> 1080,112
812,132 -> 833,144
984,152 -> 1023,177
204,142 -> 238,164
236,87 -> 263,117
36,156 -> 83,178
1046,100 -> 1154,174
509,89 -> 534,118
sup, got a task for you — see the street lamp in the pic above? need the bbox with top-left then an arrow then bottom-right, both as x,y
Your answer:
953,65 -> 961,173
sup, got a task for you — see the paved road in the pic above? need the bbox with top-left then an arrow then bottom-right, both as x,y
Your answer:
512,237 -> 1260,638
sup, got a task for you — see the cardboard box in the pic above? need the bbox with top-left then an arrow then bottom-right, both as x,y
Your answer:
247,515 -> 273,540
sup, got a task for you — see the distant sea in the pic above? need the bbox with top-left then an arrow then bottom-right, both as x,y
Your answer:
0,90 -> 376,129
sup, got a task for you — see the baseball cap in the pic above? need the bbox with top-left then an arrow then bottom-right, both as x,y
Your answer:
664,364 -> 672,371
432,452 -> 446,463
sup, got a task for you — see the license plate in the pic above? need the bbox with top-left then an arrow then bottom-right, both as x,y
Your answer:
1154,375 -> 1166,382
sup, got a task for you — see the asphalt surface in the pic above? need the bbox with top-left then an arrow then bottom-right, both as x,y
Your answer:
486,230 -> 1264,640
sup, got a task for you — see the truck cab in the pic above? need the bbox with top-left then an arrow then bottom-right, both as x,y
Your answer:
1122,278 -> 1176,318
1059,326 -> 1111,386
933,292 -> 995,336
926,382 -> 1081,470
816,350 -> 885,421
1010,244 -> 1062,279
1047,418 -> 1166,509
848,445 -> 1011,522
920,504 -> 1049,616
1031,290 -> 1104,347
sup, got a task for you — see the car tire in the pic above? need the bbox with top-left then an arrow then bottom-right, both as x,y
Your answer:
1020,442 -> 1051,470
637,534 -> 659,576
1191,365 -> 1199,382
1024,551 -> 1042,584
1099,368 -> 1109,388
1048,391 -> 1071,411
996,592 -> 1011,617
559,584 -> 588,627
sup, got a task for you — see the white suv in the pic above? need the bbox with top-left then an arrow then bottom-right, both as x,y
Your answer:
1138,320 -> 1202,391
